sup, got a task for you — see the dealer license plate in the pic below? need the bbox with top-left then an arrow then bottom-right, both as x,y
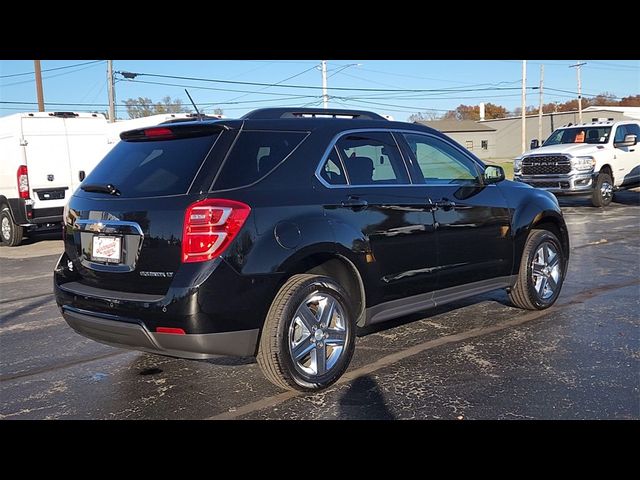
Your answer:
92,235 -> 122,263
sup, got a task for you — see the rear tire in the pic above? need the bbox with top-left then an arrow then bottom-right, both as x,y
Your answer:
0,207 -> 23,247
509,229 -> 565,310
591,173 -> 613,207
257,274 -> 356,392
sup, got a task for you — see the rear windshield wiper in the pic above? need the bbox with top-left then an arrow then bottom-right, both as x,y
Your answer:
80,183 -> 121,196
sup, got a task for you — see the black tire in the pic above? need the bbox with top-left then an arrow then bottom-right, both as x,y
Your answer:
0,207 -> 24,247
591,172 -> 613,207
509,229 -> 565,310
257,274 -> 356,392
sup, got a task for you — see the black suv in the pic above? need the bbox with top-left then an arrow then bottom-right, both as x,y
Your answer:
54,108 -> 570,391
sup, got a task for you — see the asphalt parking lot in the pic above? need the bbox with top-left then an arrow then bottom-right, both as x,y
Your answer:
1,192 -> 638,420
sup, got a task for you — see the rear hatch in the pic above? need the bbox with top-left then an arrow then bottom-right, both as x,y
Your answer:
21,114 -> 75,210
64,122 -> 233,295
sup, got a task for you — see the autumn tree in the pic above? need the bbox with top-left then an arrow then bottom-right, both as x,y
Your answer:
124,96 -> 191,119
443,103 -> 508,120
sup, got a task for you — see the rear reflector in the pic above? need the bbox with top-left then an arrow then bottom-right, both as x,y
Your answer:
182,198 -> 251,263
17,165 -> 29,199
156,327 -> 186,335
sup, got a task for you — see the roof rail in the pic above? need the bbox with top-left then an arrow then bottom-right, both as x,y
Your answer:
242,107 -> 386,121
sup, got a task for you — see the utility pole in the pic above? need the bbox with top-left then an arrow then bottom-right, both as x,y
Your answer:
34,60 -> 45,112
570,62 -> 586,123
538,64 -> 544,142
107,60 -> 116,123
521,60 -> 527,154
321,60 -> 328,109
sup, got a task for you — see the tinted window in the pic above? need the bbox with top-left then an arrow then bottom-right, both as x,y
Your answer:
319,147 -> 347,185
214,130 -> 308,190
544,126 -> 611,145
403,133 -> 479,184
335,132 -> 408,185
83,134 -> 218,198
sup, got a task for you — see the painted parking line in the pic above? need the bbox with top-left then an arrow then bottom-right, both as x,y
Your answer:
210,278 -> 640,420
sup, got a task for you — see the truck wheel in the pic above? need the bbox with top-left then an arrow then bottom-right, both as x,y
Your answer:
592,173 -> 613,207
257,274 -> 356,392
1,207 -> 24,247
509,229 -> 565,310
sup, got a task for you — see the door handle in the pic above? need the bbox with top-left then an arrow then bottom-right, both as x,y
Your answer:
432,198 -> 456,210
341,196 -> 368,210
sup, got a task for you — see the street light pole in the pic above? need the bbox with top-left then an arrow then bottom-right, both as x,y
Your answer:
34,60 -> 45,112
107,60 -> 116,123
321,60 -> 328,109
570,62 -> 586,123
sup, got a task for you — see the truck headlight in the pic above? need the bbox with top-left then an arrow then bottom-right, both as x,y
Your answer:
514,158 -> 523,173
571,156 -> 595,171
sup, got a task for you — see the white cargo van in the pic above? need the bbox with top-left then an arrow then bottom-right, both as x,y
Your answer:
0,112 -> 110,246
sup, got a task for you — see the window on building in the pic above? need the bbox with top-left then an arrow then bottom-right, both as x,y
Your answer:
481,140 -> 488,150
465,140 -> 473,150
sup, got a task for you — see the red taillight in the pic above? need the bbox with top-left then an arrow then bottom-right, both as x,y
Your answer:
156,327 -> 186,335
144,127 -> 174,138
17,165 -> 29,199
182,198 -> 251,263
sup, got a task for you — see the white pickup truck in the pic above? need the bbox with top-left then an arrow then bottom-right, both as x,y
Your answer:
513,119 -> 640,207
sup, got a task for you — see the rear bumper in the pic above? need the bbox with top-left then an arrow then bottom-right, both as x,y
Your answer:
8,198 -> 62,226
62,306 -> 259,359
54,251 -> 284,358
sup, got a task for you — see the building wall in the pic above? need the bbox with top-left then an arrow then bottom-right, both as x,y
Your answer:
480,110 -> 630,159
438,130 -> 496,160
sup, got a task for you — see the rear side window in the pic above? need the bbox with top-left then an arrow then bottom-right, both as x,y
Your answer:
213,130 -> 308,190
83,135 -> 219,198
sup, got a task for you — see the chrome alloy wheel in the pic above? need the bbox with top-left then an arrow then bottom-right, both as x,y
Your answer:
531,241 -> 561,300
288,292 -> 348,377
1,216 -> 10,241
600,181 -> 613,203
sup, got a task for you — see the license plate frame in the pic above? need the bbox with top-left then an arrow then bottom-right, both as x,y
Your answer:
91,235 -> 123,264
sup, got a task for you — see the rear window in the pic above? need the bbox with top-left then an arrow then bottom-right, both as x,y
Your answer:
213,130 -> 308,190
83,134 -> 218,198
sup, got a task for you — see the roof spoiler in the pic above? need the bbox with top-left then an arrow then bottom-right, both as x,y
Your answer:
120,122 -> 228,141
242,107 -> 386,121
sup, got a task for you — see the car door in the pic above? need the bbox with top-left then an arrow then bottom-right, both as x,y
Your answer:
317,130 -> 438,305
397,131 -> 513,292
612,123 -> 640,186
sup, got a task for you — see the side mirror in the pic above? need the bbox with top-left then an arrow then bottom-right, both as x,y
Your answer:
614,134 -> 637,148
530,139 -> 540,149
483,165 -> 505,184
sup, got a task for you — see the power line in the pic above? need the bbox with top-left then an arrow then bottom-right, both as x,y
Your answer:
115,70 -> 535,93
219,65 -> 319,106
120,78 -> 322,97
1,62 -> 107,88
0,60 -> 104,79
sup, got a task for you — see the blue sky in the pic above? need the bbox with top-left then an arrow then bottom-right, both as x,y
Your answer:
1,60 -> 638,121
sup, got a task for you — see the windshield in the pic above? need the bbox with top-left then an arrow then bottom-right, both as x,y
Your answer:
543,126 -> 611,146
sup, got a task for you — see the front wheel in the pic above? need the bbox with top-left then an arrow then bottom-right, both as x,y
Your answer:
591,172 -> 613,207
1,208 -> 24,247
257,274 -> 356,392
509,229 -> 565,310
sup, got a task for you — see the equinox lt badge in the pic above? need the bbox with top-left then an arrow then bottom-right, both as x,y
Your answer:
139,271 -> 174,278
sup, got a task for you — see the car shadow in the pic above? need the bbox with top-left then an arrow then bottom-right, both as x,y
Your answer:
337,375 -> 394,419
